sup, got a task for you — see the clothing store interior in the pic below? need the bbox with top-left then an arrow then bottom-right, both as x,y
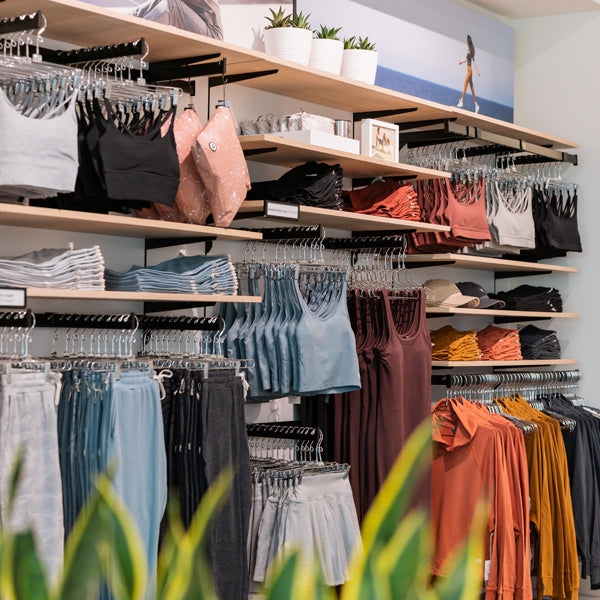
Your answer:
0,0 -> 597,598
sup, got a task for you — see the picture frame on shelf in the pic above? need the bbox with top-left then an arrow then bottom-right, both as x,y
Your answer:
360,118 -> 399,162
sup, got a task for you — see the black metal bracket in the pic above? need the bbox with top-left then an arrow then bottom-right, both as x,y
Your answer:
351,229 -> 415,238
404,260 -> 456,269
208,69 -> 279,89
144,237 -> 217,252
396,118 -> 457,131
323,235 -> 409,250
139,314 -> 223,331
148,56 -> 226,84
242,225 -> 323,241
144,301 -> 218,313
0,10 -> 44,35
0,308 -> 34,328
353,108 -> 418,122
493,315 -> 551,325
494,270 -> 552,280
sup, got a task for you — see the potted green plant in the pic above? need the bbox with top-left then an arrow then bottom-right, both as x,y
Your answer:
310,25 -> 343,75
341,35 -> 378,85
263,7 -> 313,66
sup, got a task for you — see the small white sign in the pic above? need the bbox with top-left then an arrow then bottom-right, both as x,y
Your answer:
264,201 -> 300,221
0,288 -> 26,308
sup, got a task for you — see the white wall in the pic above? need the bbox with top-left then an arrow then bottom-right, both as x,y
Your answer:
513,13 -> 600,409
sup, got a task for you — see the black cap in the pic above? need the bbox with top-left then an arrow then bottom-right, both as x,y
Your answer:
456,281 -> 506,310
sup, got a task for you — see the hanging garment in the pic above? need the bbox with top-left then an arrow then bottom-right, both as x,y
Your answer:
0,371 -> 64,582
57,369 -> 167,594
499,395 -> 579,600
105,253 -> 238,295
0,245 -> 105,290
161,368 -> 252,600
431,397 -> 533,600
191,106 -> 251,227
332,288 -> 432,521
220,264 -> 361,399
0,86 -> 79,199
247,162 -> 344,211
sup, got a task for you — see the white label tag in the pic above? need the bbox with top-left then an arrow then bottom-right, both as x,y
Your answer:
0,288 -> 26,308
484,560 -> 491,583
264,201 -> 300,221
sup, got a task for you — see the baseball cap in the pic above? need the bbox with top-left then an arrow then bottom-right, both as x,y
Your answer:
456,281 -> 506,310
424,279 -> 480,308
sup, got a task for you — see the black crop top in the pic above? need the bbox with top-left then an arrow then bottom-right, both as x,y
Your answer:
97,99 -> 180,207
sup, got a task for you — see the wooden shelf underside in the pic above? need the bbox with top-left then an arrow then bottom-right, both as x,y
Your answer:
0,0 -> 577,150
240,134 -> 450,180
433,359 -> 577,368
0,204 -> 263,241
26,289 -> 261,303
405,253 -> 578,274
236,201 -> 451,232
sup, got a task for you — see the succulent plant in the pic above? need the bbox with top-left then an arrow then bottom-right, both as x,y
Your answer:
315,25 -> 342,40
265,6 -> 292,29
289,11 -> 312,30
356,36 -> 376,51
343,36 -> 357,50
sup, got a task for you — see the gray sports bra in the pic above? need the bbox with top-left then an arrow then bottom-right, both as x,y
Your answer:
0,86 -> 79,198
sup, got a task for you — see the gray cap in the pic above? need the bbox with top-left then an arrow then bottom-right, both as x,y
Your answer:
456,281 -> 506,310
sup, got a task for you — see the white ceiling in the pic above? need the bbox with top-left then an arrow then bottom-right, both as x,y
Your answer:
459,0 -> 600,19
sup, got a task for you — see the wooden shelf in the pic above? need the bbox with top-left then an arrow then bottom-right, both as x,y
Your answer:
26,289 -> 261,303
0,204 -> 262,241
433,359 -> 577,368
240,134 -> 450,180
404,253 -> 578,274
237,201 -> 451,233
0,0 -> 577,150
426,307 -> 578,319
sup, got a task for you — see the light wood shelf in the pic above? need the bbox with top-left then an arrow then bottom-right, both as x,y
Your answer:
0,0 -> 578,150
0,204 -> 262,241
26,289 -> 261,303
404,253 -> 578,274
433,359 -> 577,368
426,307 -> 578,319
240,134 -> 450,180
237,201 -> 451,233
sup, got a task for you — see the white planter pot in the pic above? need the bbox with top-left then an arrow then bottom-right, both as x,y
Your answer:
341,49 -> 378,84
309,38 -> 343,75
264,27 -> 313,66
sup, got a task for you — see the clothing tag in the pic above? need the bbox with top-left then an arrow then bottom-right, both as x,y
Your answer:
0,288 -> 26,308
484,560 -> 491,582
288,395 -> 301,405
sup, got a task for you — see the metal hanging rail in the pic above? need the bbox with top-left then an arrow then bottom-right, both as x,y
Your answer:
0,10 -> 44,35
432,370 -> 581,387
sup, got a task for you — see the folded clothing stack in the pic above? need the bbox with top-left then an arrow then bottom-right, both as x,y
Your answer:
247,162 -> 344,210
430,325 -> 482,361
343,179 -> 421,221
491,284 -> 563,312
105,254 -> 238,295
519,325 -> 561,360
476,325 -> 522,361
0,246 -> 105,290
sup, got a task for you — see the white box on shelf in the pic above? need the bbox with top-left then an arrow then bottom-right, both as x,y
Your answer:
272,129 -> 360,155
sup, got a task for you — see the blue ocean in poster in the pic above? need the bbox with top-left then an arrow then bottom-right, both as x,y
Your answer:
375,66 -> 514,122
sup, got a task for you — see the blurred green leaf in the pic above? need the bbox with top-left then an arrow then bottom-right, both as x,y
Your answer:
10,532 -> 50,600
6,448 -> 25,518
342,420 -> 432,600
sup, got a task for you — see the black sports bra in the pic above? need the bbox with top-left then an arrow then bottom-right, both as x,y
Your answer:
97,99 -> 180,207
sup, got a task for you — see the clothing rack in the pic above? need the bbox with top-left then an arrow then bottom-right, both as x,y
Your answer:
322,234 -> 408,250
432,370 -> 582,388
0,10 -> 44,35
246,423 -> 324,444
43,39 -> 147,65
0,309 -> 35,329
244,225 -> 324,241
33,312 -> 224,332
